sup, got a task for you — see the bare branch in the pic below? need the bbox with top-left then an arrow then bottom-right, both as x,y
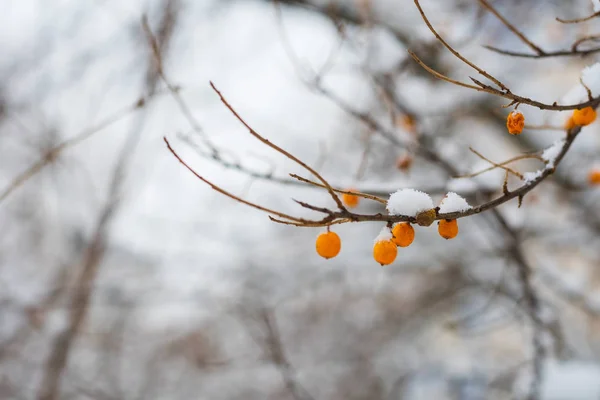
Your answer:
209,82 -> 347,212
289,174 -> 387,204
413,0 -> 508,91
410,52 -> 600,111
458,153 -> 544,179
411,0 -> 600,110
469,147 -> 525,180
164,138 -> 306,224
483,44 -> 600,58
0,93 -> 159,204
556,10 -> 600,24
477,0 -> 545,55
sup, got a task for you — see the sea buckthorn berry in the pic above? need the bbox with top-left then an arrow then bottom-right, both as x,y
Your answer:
415,209 -> 436,227
589,169 -> 600,186
396,154 -> 413,171
565,117 -> 576,130
316,231 -> 341,259
373,240 -> 397,266
392,223 -> 415,247
399,114 -> 416,133
438,219 -> 458,240
506,110 -> 525,135
342,189 -> 360,208
572,107 -> 597,126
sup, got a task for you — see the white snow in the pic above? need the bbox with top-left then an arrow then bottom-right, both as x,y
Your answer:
523,170 -> 543,184
438,192 -> 472,214
509,109 -> 523,117
515,360 -> 600,400
592,0 -> 600,13
562,62 -> 600,106
541,140 -> 565,168
373,226 -> 393,244
386,189 -> 434,216
581,62 -> 600,96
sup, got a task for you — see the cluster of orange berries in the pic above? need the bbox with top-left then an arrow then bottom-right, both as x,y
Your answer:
506,106 -> 597,136
507,107 -> 600,186
318,189 -> 462,264
315,219 -> 459,265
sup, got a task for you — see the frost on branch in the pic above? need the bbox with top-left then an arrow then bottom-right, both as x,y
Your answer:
524,170 -> 543,184
386,189 -> 433,216
541,140 -> 565,169
513,137 -> 567,186
438,192 -> 472,214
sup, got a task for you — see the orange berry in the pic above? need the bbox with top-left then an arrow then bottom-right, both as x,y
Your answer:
564,116 -> 576,130
438,219 -> 458,240
572,107 -> 597,126
391,223 -> 415,247
316,231 -> 341,259
506,111 -> 525,135
396,154 -> 413,171
399,114 -> 416,133
589,169 -> 600,186
373,240 -> 397,265
342,189 -> 360,208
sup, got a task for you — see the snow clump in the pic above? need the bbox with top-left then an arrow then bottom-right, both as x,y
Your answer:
541,140 -> 564,169
438,192 -> 472,214
524,170 -> 543,184
386,189 -> 433,216
373,227 -> 393,244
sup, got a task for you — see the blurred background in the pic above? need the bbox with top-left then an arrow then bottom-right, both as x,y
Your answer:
1,0 -> 600,399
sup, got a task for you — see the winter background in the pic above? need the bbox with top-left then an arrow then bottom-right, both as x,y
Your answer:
1,0 -> 600,399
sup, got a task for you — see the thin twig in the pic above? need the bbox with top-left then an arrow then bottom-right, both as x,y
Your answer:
289,174 -> 387,204
0,93 -> 159,204
477,0 -> 545,55
209,82 -> 347,211
572,35 -> 600,52
408,51 -> 484,92
523,124 -> 565,131
581,77 -> 594,101
411,0 -> 600,110
483,45 -> 600,58
164,138 -> 305,224
469,147 -> 525,180
410,51 -> 600,111
413,0 -> 508,90
557,10 -> 600,24
142,16 -> 218,156
459,153 -> 544,179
